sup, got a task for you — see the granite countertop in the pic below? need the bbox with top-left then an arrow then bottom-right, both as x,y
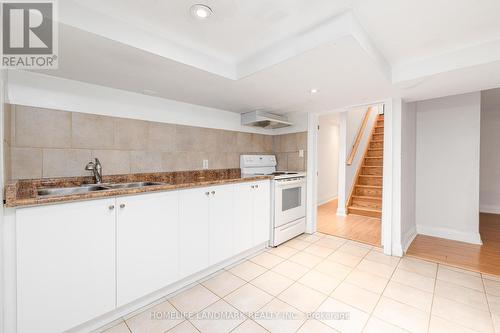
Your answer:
5,168 -> 272,208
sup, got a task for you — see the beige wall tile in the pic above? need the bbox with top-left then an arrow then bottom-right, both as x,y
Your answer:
297,132 -> 307,151
284,133 -> 299,152
114,118 -> 148,150
236,132 -> 253,152
4,103 -> 11,146
11,147 -> 42,179
72,113 -> 115,149
273,135 -> 281,152
175,125 -> 204,152
4,144 -> 11,181
91,150 -> 130,175
6,104 -> 308,178
217,130 -> 238,153
14,106 -> 71,148
263,135 -> 274,152
287,152 -> 305,171
276,152 -> 288,171
147,122 -> 176,152
43,149 -> 91,178
130,151 -> 163,173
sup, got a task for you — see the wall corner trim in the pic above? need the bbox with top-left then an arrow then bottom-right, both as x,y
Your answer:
401,226 -> 417,253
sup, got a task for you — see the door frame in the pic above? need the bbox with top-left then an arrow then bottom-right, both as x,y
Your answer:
306,99 -> 396,256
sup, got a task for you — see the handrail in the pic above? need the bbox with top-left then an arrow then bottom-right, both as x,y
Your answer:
346,107 -> 372,166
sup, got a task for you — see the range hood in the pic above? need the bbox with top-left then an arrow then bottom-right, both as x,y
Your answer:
241,111 -> 292,129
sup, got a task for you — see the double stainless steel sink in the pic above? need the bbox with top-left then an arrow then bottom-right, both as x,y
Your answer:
37,182 -> 168,197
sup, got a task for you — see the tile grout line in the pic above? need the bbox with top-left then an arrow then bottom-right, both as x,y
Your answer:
481,272 -> 496,332
425,263 -> 439,333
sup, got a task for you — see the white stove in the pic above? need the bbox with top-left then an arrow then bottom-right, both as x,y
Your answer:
240,155 -> 306,247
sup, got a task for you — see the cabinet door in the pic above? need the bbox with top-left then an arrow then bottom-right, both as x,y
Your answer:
116,191 -> 179,306
233,183 -> 254,254
179,187 -> 210,277
209,184 -> 234,265
16,199 -> 116,333
253,181 -> 271,244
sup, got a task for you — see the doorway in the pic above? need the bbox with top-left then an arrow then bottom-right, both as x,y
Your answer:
314,106 -> 383,247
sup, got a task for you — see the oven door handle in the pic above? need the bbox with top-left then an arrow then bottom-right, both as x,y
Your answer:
275,179 -> 306,187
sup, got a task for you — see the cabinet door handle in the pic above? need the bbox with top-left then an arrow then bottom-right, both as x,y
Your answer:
205,192 -> 210,196
120,204 -> 125,208
211,191 -> 215,195
108,205 -> 115,210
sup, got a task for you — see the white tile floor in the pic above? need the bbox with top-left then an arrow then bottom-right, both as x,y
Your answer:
98,233 -> 500,333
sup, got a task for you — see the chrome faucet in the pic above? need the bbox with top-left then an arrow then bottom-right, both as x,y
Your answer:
85,158 -> 103,184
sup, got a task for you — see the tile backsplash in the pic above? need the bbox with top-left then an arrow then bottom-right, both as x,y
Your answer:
4,105 -> 307,180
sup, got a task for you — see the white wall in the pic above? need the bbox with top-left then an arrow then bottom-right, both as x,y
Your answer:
400,102 -> 417,251
317,114 -> 339,205
480,90 -> 500,213
415,92 -> 482,244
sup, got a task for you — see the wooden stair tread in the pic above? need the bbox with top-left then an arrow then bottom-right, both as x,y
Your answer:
355,185 -> 382,188
365,157 -> 383,159
359,175 -> 382,178
347,205 -> 381,213
362,165 -> 382,168
368,148 -> 383,151
352,195 -> 382,201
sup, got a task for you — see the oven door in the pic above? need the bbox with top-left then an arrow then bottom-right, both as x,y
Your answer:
274,177 -> 306,227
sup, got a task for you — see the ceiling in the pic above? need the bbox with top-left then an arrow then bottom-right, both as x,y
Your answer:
31,0 -> 500,114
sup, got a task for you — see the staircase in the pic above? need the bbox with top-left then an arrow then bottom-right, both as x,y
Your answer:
347,114 -> 384,219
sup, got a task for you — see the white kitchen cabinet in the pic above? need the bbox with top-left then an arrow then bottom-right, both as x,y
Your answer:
16,199 -> 116,333
233,182 -> 254,254
233,180 -> 271,254
208,184 -> 234,265
253,181 -> 271,244
179,187 -> 210,277
116,191 -> 179,306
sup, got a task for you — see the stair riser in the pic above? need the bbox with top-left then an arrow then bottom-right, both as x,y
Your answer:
374,127 -> 384,134
362,167 -> 383,175
348,207 -> 382,219
364,158 -> 383,166
372,133 -> 384,141
352,199 -> 382,209
377,120 -> 384,126
370,141 -> 383,149
358,177 -> 382,186
367,149 -> 383,157
355,187 -> 382,197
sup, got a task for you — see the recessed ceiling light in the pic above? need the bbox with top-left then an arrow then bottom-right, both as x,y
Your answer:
310,88 -> 319,94
190,4 -> 213,19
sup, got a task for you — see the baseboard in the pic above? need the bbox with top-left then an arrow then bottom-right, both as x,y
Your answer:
336,207 -> 347,216
480,205 -> 500,215
317,196 -> 338,206
70,243 -> 268,333
402,226 -> 417,253
416,225 -> 483,245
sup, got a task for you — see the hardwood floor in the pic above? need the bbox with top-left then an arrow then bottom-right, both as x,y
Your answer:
406,213 -> 500,276
317,199 -> 381,247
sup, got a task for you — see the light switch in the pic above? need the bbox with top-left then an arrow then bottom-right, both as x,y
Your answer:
299,149 -> 304,158
203,159 -> 209,169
